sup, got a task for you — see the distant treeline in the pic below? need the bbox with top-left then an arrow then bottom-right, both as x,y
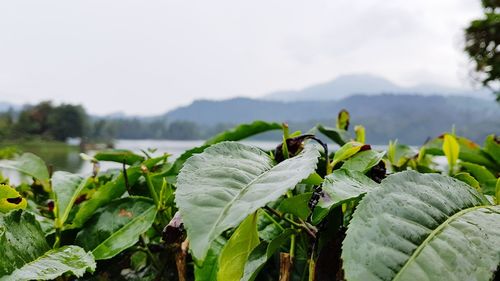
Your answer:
0,101 -> 235,142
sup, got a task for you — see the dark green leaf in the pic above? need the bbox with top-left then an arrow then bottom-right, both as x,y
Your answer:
94,150 -> 145,165
277,192 -> 313,220
317,125 -> 350,146
75,197 -> 157,260
341,150 -> 385,173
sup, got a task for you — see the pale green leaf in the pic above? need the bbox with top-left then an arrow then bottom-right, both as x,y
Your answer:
342,171 -> 500,281
0,184 -> 27,213
51,171 -> 87,227
0,153 -> 49,181
341,150 -> 385,173
1,246 -> 96,281
217,213 -> 260,281
176,141 -> 320,261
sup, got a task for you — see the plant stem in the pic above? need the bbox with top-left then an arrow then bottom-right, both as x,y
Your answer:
262,209 -> 285,231
142,166 -> 160,207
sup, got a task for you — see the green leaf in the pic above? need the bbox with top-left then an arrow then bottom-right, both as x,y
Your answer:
331,141 -> 366,167
176,141 -> 320,261
75,197 -> 157,260
217,213 -> 260,281
0,184 -> 27,213
277,192 -> 312,220
194,237 -> 226,281
1,246 -> 96,281
336,109 -> 350,130
461,162 -> 497,195
483,134 -> 500,166
0,153 -> 49,181
341,150 -> 385,173
311,169 -> 377,225
387,140 -> 414,168
94,150 -> 145,165
168,121 -> 281,177
51,171 -> 87,227
71,156 -> 163,227
0,211 -> 95,280
454,172 -> 480,190
204,120 -> 282,146
443,134 -> 459,173
342,171 -> 499,281
354,125 -> 365,143
241,229 -> 294,281
317,125 -> 350,146
425,136 -> 497,170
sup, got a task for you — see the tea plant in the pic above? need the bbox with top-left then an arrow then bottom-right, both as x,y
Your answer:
0,114 -> 498,281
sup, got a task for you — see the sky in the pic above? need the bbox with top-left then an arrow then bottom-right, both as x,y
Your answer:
0,0 -> 484,115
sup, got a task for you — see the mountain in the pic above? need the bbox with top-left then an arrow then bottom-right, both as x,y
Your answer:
0,102 -> 21,112
164,94 -> 500,144
264,74 -> 492,101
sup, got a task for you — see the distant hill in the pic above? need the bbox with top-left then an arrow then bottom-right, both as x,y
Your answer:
164,94 -> 500,144
264,74 -> 492,101
0,102 -> 20,112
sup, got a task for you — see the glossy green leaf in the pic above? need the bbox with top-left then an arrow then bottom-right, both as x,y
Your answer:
341,150 -> 385,173
461,162 -> 497,195
75,197 -> 157,260
0,153 -> 49,181
331,141 -> 366,167
51,171 -> 87,227
443,134 -> 459,173
1,246 -> 96,281
311,169 -> 377,225
217,213 -> 260,281
342,171 -> 500,281
204,120 -> 282,145
71,156 -> 163,227
241,229 -> 294,281
176,141 -> 320,261
317,125 -> 350,146
194,237 -> 226,281
483,134 -> 500,165
94,150 -> 145,165
0,184 -> 27,213
0,211 -> 95,280
277,192 -> 312,221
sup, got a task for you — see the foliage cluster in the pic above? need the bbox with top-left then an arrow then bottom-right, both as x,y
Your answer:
0,113 -> 499,281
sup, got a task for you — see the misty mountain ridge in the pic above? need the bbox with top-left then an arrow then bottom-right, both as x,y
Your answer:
264,74 -> 492,101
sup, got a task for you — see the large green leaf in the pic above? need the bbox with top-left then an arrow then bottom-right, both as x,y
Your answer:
241,229 -> 294,281
217,213 -> 260,281
341,150 -> 385,173
94,150 -> 145,165
176,141 -> 320,261
1,246 -> 96,281
71,156 -> 163,227
277,192 -> 312,221
342,171 -> 500,281
75,197 -> 157,260
0,153 -> 49,182
51,171 -> 87,227
311,169 -> 377,225
168,121 -> 281,177
0,211 -> 95,280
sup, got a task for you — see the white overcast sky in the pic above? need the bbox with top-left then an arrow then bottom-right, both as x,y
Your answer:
0,0 -> 483,115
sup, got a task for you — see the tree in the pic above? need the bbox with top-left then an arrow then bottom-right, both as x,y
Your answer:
465,0 -> 500,101
46,104 -> 87,141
